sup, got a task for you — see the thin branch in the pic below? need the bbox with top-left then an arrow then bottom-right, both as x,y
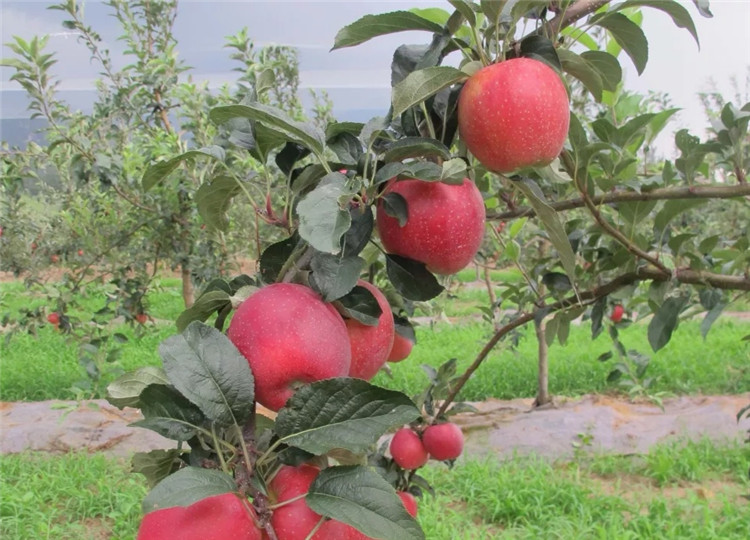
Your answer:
487,183 -> 750,221
541,0 -> 612,36
435,266 -> 750,418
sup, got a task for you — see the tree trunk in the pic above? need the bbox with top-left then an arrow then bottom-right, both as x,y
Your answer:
534,318 -> 551,406
181,264 -> 194,308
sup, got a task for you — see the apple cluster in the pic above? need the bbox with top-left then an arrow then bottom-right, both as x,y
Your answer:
390,423 -> 465,470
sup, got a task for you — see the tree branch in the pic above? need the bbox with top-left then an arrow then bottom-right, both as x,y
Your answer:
541,0 -> 612,36
487,183 -> 750,221
435,265 -> 750,418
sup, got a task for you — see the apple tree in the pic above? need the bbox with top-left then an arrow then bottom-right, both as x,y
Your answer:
104,0 -> 750,538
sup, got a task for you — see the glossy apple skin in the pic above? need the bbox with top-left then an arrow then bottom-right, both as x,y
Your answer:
227,283 -> 351,411
346,280 -> 395,380
390,427 -> 429,470
136,493 -> 261,540
398,491 -> 418,517
610,304 -> 625,323
387,331 -> 414,363
268,464 -> 323,540
458,57 -> 570,173
376,178 -> 485,275
423,422 -> 464,461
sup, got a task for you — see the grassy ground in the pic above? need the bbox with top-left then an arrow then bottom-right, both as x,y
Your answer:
1,439 -> 747,539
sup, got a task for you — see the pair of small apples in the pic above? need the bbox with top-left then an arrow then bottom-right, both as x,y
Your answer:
390,422 -> 465,470
137,464 -> 417,540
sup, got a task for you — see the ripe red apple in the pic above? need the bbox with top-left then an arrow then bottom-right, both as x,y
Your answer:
390,427 -> 428,470
610,304 -> 625,323
398,491 -> 418,517
227,283 -> 351,411
137,493 -> 261,540
422,422 -> 464,461
135,313 -> 148,325
269,464 -> 323,540
77,249 -> 84,256
345,280 -> 394,380
387,331 -> 414,363
458,57 -> 570,173
50,254 -> 60,263
376,178 -> 485,275
47,312 -> 60,325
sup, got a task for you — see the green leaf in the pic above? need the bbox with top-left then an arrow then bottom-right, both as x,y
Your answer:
620,0 -> 700,47
654,199 -> 708,232
647,295 -> 688,352
392,66 -> 467,118
307,465 -> 424,540
259,233 -> 300,284
107,366 -> 169,409
176,290 -> 232,333
440,158 -> 468,184
342,207 -> 375,256
616,199 -> 657,224
332,11 -> 443,50
386,255 -> 444,301
691,0 -> 713,18
448,0 -> 476,26
275,378 -> 420,455
382,192 -> 409,227
297,173 -> 353,254
519,35 -> 561,71
591,297 -> 607,340
131,385 -> 205,441
142,146 -> 225,191
131,449 -> 183,488
701,302 -> 726,339
594,12 -> 649,75
142,467 -> 237,513
580,50 -> 622,92
558,49 -> 603,102
309,252 -> 364,302
335,285 -> 382,326
159,322 -> 255,427
255,68 -> 276,96
381,137 -> 452,163
195,175 -> 244,232
513,179 -> 577,283
210,103 -> 325,156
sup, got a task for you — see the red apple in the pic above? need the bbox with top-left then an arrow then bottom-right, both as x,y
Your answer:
345,280 -> 394,380
398,491 -> 418,517
376,178 -> 485,275
269,464 -> 323,540
77,249 -> 84,256
47,312 -> 60,325
387,331 -> 414,363
390,427 -> 428,470
50,254 -> 60,264
136,313 -> 148,325
137,493 -> 261,540
610,304 -> 625,323
423,422 -> 464,461
458,57 -> 570,173
227,283 -> 351,411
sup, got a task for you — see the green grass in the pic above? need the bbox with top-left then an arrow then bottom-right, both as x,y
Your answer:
2,439 -> 748,539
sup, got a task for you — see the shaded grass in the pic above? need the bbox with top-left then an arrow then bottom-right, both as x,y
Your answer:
1,439 -> 747,539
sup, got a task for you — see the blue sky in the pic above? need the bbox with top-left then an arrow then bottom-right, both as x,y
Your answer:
2,0 -> 749,153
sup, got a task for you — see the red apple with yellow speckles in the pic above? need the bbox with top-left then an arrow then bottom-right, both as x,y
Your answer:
345,280 -> 394,380
458,57 -> 570,173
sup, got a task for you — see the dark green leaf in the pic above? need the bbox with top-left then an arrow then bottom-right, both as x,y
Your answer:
275,378 -> 420,455
519,35 -> 561,71
131,449 -> 183,488
195,175 -> 244,232
132,384 -> 205,441
176,291 -> 232,333
142,146 -> 225,191
393,314 -> 417,344
594,13 -> 649,75
386,255 -> 444,301
621,0 -> 700,47
392,66 -> 467,118
326,122 -> 365,139
259,233 -> 300,284
700,302 -> 725,339
307,465 -> 424,540
654,199 -> 708,232
107,366 -> 169,409
142,467 -> 237,513
382,192 -> 409,227
699,288 -> 723,310
616,199 -> 657,224
647,295 -> 688,352
276,143 -> 311,176
342,207 -> 374,256
558,49 -> 603,102
290,163 -> 328,194
597,351 -> 614,362
448,0 -> 476,26
542,272 -> 572,292
309,252 -> 364,302
332,11 -> 443,50
329,132 -> 363,166
381,137 -> 451,163
297,173 -> 353,254
159,322 -> 255,427
580,50 -> 622,92
336,285 -> 382,326
591,296 -> 606,339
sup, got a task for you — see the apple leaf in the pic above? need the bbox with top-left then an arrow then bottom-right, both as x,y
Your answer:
440,158 -> 468,185
341,206 -> 374,256
107,366 -> 169,409
175,290 -> 232,332
335,285 -> 382,326
518,34 -> 561,71
654,199 -> 708,233
328,132 -> 363,166
309,252 -> 364,302
381,137 -> 452,163
142,146 -> 225,191
558,49 -> 604,102
210,103 -> 325,156
392,66 -> 467,118
195,175 -> 244,232
307,465 -> 424,540
382,192 -> 409,227
593,12 -> 649,75
386,255 -> 444,301
131,384 -> 205,441
142,467 -> 237,513
297,173 -> 353,254
700,301 -> 726,339
512,178 -> 577,284
580,50 -> 622,92
332,11 -> 443,50
159,322 -> 255,427
131,449 -> 184,488
394,313 -> 417,343
620,0 -> 700,47
275,378 -> 420,455
259,233 -> 300,284
648,295 -> 689,352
